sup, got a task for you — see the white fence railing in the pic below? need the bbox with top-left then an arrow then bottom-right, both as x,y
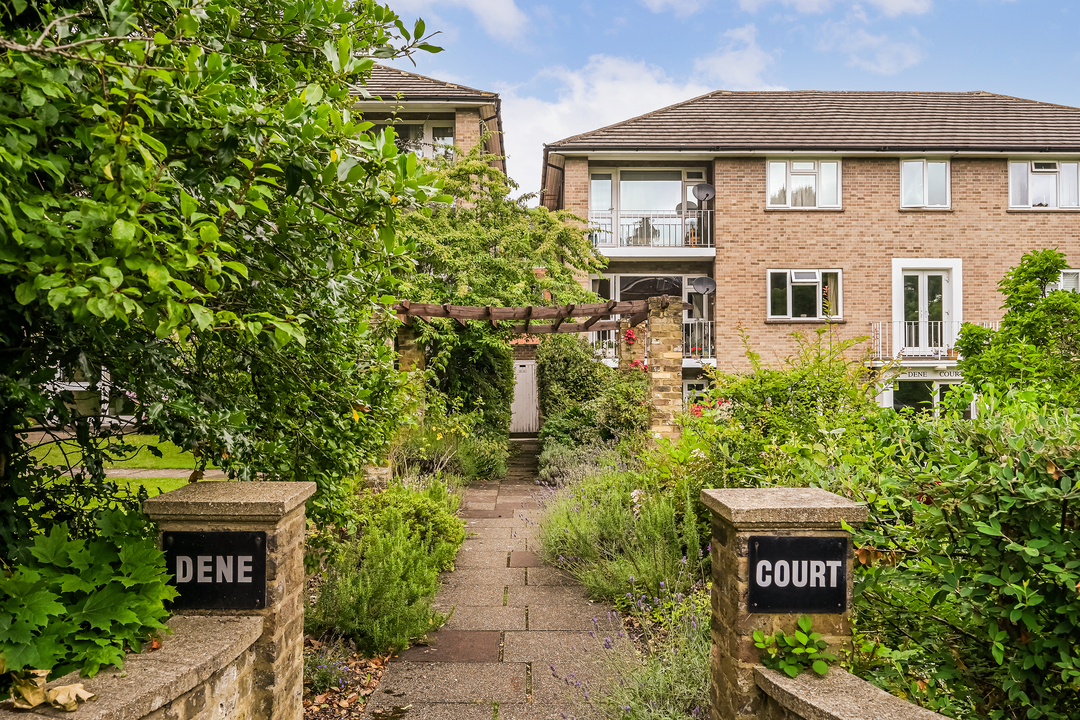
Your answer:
589,210 -> 714,248
684,320 -> 715,361
870,320 -> 1000,361
589,321 -> 715,363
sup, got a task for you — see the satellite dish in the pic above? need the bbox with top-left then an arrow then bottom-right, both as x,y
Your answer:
692,183 -> 716,202
692,277 -> 717,295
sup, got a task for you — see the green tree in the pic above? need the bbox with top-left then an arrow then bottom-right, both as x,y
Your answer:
0,0 -> 446,561
956,249 -> 1080,398
395,144 -> 603,435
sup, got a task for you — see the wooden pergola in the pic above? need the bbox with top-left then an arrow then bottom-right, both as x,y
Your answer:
392,296 -> 692,335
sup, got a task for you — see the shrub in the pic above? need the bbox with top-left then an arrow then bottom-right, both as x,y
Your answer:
536,334 -> 610,417
305,479 -> 464,655
0,510 -> 176,694
303,639 -> 351,694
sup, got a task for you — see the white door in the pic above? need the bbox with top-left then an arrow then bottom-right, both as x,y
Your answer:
509,361 -> 539,434
901,270 -> 951,354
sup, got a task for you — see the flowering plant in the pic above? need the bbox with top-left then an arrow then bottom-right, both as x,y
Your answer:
624,328 -> 637,344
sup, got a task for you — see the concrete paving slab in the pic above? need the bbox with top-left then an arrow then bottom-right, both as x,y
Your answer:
503,632 -> 606,663
531,662 -> 611,704
366,662 -> 526,706
455,550 -> 511,568
441,568 -> 525,587
509,551 -> 542,567
465,527 -> 514,539
400,631 -> 502,663
506,585 -> 591,607
463,538 -> 527,552
466,502 -> 498,510
465,518 -> 534,528
433,585 -> 508,609
496,501 -> 541,510
444,606 -> 526,631
461,509 -> 521,519
528,605 -> 621,632
525,568 -> 577,586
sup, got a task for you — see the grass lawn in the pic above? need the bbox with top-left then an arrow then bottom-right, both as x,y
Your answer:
30,434 -> 201,469
113,476 -> 193,497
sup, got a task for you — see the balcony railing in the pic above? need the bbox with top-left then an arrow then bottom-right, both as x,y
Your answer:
870,321 -> 1000,361
589,321 -> 715,362
684,320 -> 715,361
589,210 -> 714,249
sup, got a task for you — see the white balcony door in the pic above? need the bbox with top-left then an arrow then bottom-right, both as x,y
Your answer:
902,270 -> 951,352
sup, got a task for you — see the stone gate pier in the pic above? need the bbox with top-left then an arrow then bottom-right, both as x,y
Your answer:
701,487 -> 949,720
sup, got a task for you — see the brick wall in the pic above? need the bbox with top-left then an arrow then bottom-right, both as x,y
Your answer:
565,156 -> 1080,372
454,108 -> 481,154
564,157 -> 589,216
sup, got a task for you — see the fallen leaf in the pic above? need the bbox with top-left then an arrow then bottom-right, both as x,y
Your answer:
346,693 -> 358,702
916,679 -> 927,692
314,693 -> 328,704
45,684 -> 96,712
12,669 -> 49,709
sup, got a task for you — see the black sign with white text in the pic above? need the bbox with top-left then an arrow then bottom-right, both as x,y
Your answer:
162,531 -> 266,610
747,536 -> 847,614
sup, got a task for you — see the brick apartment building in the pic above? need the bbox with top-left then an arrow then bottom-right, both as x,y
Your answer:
353,64 -> 505,170
540,91 -> 1080,412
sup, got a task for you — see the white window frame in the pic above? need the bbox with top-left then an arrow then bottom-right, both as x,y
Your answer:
382,120 -> 455,159
766,268 -> 843,321
683,379 -> 709,404
766,159 -> 843,209
900,159 -> 951,208
1050,269 -> 1080,294
1009,159 -> 1080,209
595,272 -> 713,315
891,259 -> 963,327
589,168 -> 711,245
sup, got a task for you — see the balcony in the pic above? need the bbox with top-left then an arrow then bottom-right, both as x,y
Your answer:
589,210 -> 714,251
589,321 -> 715,365
870,321 -> 1000,362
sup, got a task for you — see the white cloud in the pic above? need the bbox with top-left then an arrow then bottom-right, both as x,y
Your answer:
693,25 -> 786,90
738,0 -> 931,14
865,0 -> 932,16
390,0 -> 529,40
640,0 -> 705,18
816,21 -> 924,74
498,56 -> 712,197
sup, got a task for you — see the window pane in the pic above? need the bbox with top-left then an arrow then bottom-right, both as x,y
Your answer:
820,162 -> 838,206
1061,163 -> 1079,207
823,272 -> 839,316
902,161 -> 924,206
904,275 -> 920,323
592,277 -> 611,300
1010,162 -> 1029,206
769,272 -> 787,316
619,276 -> 682,303
927,162 -> 948,206
590,174 -> 612,212
792,161 -> 815,171
620,171 -> 682,212
927,275 -> 943,322
791,284 -> 818,318
686,171 -> 704,180
768,162 -> 787,205
790,175 -> 817,207
1031,172 -> 1057,208
432,127 -> 453,143
894,381 -> 934,413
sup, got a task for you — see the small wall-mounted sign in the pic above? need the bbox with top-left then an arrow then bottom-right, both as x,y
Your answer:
748,536 -> 847,614
162,531 -> 266,610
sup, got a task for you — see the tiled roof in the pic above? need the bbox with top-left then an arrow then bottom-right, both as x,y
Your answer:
355,64 -> 498,102
546,91 -> 1080,152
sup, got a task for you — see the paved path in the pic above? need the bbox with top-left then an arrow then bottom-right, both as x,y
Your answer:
364,439 -> 619,720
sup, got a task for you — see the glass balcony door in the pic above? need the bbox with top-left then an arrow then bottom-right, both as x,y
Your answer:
902,270 -> 951,354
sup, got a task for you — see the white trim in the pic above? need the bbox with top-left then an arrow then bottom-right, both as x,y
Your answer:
598,247 -> 716,260
890,258 -> 963,325
765,159 -> 843,209
560,150 -> 1080,159
899,158 -> 952,208
766,268 -> 844,320
1008,158 -> 1080,209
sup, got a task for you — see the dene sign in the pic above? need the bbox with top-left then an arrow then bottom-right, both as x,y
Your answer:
162,531 -> 266,610
748,536 -> 847,614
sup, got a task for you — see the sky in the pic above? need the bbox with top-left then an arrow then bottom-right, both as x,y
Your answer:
379,0 -> 1080,198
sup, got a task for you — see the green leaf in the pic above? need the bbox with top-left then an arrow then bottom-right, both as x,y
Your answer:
303,83 -> 324,105
812,660 -> 829,676
113,219 -> 137,243
14,282 -> 36,305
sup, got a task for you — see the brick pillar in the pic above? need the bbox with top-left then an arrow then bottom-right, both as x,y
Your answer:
646,295 -> 683,440
617,319 -> 646,371
144,481 -> 316,720
397,325 -> 425,372
700,488 -> 867,720
454,108 -> 481,154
